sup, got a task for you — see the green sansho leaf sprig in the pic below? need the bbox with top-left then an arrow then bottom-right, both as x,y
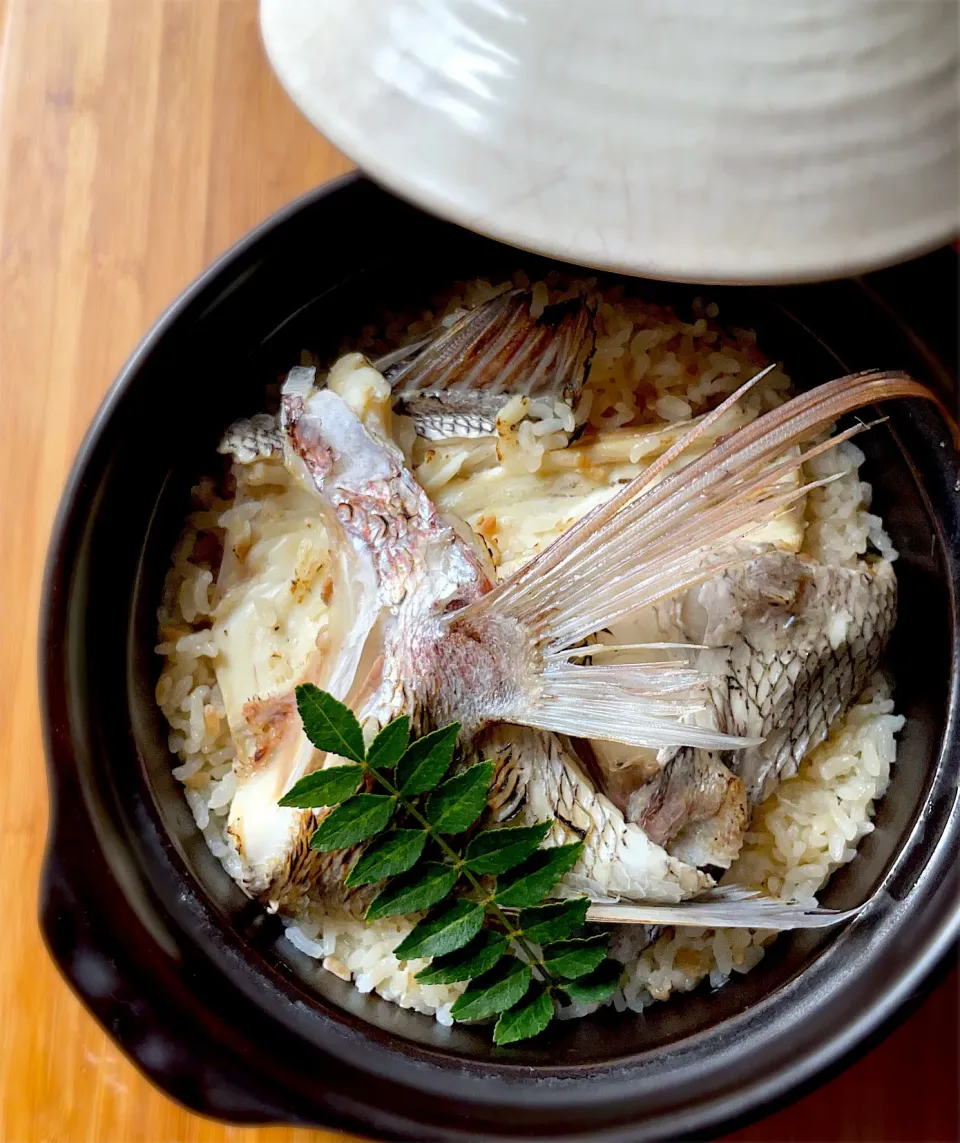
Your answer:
279,684 -> 622,1045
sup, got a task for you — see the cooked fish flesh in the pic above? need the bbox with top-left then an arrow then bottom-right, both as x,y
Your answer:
626,551 -> 898,869
423,402 -> 807,580
629,750 -> 748,871
378,289 -> 596,440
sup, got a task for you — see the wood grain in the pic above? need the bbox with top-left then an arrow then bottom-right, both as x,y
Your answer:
0,2 -> 955,1141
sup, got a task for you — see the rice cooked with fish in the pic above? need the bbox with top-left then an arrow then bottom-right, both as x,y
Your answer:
156,274 -> 910,1024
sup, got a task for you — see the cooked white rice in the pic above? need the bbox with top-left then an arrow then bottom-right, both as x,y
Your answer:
156,279 -> 902,1023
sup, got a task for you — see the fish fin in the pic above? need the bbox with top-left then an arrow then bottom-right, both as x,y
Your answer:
584,886 -> 863,930
457,369 -> 945,748
385,288 -> 597,407
512,662 -> 762,751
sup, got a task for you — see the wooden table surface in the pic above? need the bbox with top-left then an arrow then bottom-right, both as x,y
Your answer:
0,2 -> 956,1141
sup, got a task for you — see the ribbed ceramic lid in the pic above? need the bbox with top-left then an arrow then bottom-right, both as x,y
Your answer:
261,0 -> 959,284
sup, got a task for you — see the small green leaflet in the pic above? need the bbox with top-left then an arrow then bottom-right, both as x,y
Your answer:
450,957 -> 532,1022
462,822 -> 552,875
394,898 -> 484,961
541,935 -> 609,980
296,684 -> 365,763
424,760 -> 494,835
493,987 -> 554,1046
345,829 -> 426,887
366,862 -> 458,921
494,843 -> 584,909
395,723 -> 459,796
367,716 -> 410,772
414,930 -> 508,986
517,897 -> 591,945
310,794 -> 395,851
559,960 -> 623,1005
278,764 -> 363,809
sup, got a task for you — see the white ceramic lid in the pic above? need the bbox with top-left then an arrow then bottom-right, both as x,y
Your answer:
261,0 -> 959,284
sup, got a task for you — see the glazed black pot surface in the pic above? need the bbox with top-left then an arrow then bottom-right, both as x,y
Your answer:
40,175 -> 960,1142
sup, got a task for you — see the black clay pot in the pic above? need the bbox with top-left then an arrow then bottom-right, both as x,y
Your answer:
40,174 -> 960,1142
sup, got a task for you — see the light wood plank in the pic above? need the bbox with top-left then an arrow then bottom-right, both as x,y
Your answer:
0,2 -> 358,1140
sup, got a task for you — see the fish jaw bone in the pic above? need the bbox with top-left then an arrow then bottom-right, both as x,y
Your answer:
226,734 -> 313,896
659,760 -> 749,870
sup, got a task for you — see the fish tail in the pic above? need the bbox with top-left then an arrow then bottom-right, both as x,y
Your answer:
457,369 -> 948,749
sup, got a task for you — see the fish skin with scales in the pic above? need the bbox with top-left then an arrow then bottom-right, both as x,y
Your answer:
628,551 -> 898,869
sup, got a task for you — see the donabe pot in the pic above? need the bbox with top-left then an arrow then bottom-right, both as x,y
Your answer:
40,174 -> 960,1141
